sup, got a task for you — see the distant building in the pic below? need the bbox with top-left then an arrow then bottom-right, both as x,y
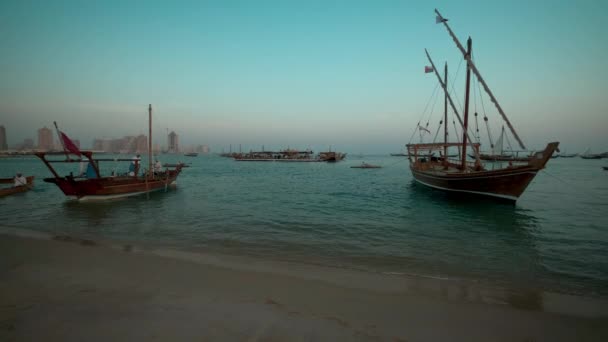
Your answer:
22,138 -> 34,150
0,125 -> 7,150
168,131 -> 179,153
135,135 -> 147,153
197,145 -> 210,154
37,127 -> 53,150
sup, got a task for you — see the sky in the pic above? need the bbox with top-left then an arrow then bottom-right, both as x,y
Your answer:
0,0 -> 606,154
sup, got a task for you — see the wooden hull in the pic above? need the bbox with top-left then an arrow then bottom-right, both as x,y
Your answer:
411,166 -> 538,201
43,171 -> 180,201
409,142 -> 559,202
0,185 -> 31,197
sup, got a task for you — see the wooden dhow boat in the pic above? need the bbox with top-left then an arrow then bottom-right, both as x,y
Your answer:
37,105 -> 183,201
351,162 -> 382,169
406,10 -> 558,202
0,176 -> 34,197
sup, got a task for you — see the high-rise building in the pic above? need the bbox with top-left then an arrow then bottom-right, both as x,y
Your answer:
168,131 -> 179,153
37,127 -> 53,150
135,135 -> 148,153
0,125 -> 7,150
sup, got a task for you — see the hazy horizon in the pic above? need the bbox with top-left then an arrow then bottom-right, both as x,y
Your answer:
1,1 -> 607,154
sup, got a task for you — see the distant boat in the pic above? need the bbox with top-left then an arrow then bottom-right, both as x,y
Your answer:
390,153 -> 408,157
184,152 -> 198,157
351,162 -> 382,169
406,10 -> 558,202
318,151 -> 346,162
580,148 -> 602,159
234,149 -> 345,162
473,126 -> 533,162
0,176 -> 34,197
559,153 -> 577,158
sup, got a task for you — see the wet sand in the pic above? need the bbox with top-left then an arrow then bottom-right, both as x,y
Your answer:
1,232 -> 607,341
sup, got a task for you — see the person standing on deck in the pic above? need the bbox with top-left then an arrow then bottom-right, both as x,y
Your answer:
154,159 -> 162,175
129,154 -> 141,176
13,173 -> 27,187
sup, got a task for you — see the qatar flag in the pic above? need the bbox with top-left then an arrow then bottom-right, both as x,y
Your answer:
424,66 -> 434,73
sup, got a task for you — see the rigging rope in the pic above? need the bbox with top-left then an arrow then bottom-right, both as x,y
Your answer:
432,120 -> 442,144
448,57 -> 465,115
408,82 -> 440,145
477,75 -> 494,149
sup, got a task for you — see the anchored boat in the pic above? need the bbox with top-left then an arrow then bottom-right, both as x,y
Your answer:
37,105 -> 184,201
406,9 -> 558,202
0,176 -> 34,198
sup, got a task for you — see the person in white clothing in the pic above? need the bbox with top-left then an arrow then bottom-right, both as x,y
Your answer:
13,173 -> 27,187
154,159 -> 162,175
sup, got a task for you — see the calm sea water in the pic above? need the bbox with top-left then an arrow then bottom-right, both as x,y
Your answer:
1,154 -> 607,297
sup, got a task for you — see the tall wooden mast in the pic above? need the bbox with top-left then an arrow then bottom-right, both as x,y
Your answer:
461,38 -> 472,169
148,104 -> 153,178
435,8 -> 526,150
443,62 -> 448,159
424,49 -> 477,150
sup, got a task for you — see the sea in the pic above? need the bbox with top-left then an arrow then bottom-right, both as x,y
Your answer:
1,154 -> 607,298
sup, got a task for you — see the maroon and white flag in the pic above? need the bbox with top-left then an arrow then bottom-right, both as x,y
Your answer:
424,66 -> 434,73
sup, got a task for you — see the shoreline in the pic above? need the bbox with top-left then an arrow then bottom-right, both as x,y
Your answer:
1,230 -> 607,341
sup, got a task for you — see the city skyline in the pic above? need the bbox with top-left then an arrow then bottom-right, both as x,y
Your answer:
1,1 -> 607,154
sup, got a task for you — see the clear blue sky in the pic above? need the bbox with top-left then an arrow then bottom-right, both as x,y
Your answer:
1,0 -> 606,153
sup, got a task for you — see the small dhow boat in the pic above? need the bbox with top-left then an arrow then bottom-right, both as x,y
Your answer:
474,126 -> 532,162
37,105 -> 184,201
234,148 -> 346,162
0,176 -> 34,197
406,10 -> 558,202
351,162 -> 382,169
184,152 -> 198,157
580,148 -> 603,159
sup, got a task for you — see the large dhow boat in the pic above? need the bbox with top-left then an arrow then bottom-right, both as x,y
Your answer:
37,105 -> 183,201
406,10 -> 559,202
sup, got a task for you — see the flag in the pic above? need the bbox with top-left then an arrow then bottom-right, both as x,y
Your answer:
424,66 -> 434,73
59,131 -> 82,156
436,15 -> 447,24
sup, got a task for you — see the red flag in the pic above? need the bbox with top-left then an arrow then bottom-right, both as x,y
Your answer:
424,66 -> 434,73
60,131 -> 82,156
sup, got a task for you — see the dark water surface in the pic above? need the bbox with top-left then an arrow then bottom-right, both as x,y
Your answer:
1,154 -> 607,297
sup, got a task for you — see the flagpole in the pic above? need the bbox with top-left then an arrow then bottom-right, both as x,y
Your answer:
53,121 -> 70,160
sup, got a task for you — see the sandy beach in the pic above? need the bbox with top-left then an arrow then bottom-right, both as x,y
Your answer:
1,232 -> 607,342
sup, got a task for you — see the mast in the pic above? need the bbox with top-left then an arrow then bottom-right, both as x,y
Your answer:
424,49 -> 478,155
148,104 -> 152,179
443,62 -> 448,159
435,8 -> 526,150
461,38 -> 472,169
